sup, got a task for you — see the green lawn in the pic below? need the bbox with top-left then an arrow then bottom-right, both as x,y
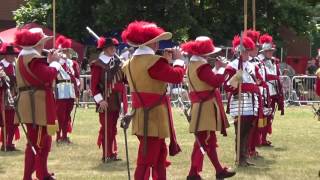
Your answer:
0,106 -> 320,180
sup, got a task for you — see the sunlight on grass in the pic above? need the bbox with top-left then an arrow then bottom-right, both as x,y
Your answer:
0,106 -> 319,179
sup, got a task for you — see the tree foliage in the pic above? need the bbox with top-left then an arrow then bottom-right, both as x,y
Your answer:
13,0 -> 319,47
13,0 -> 51,27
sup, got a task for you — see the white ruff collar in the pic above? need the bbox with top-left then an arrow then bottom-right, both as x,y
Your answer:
0,59 -> 13,68
99,53 -> 113,64
190,55 -> 207,63
19,48 -> 41,57
133,46 -> 155,56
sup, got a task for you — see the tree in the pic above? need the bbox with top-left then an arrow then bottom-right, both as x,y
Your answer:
13,0 -> 319,47
13,0 -> 51,27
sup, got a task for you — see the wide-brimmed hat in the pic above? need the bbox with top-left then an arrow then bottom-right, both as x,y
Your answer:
0,43 -> 20,55
97,37 -> 119,50
259,34 -> 275,52
14,28 -> 52,49
121,21 -> 172,47
181,36 -> 221,56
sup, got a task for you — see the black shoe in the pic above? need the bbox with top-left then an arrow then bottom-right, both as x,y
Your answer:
6,145 -> 18,151
186,175 -> 202,180
110,155 -> 122,162
239,159 -> 256,167
101,157 -> 113,163
216,167 -> 236,179
57,137 -> 71,144
261,141 -> 273,147
44,173 -> 56,180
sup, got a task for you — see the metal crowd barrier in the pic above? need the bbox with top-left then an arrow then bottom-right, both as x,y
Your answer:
77,75 -> 320,106
290,75 -> 320,103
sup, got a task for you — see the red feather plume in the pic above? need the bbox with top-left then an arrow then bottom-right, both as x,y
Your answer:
97,37 -> 106,49
112,38 -> 119,46
121,21 -> 165,45
55,35 -> 72,48
232,35 -> 255,51
259,34 -> 273,45
14,29 -> 43,47
245,29 -> 260,43
181,38 -> 214,56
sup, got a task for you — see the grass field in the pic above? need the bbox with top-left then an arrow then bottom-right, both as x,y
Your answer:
0,106 -> 320,180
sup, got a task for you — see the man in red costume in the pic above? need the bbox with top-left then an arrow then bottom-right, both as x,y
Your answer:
182,36 -> 235,180
224,35 -> 264,166
258,34 -> 284,146
54,35 -> 80,144
14,28 -> 61,180
0,43 -> 20,151
245,29 -> 271,158
121,21 -> 185,179
91,36 -> 128,162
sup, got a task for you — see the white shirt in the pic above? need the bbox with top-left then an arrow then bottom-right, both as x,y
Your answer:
133,46 -> 155,56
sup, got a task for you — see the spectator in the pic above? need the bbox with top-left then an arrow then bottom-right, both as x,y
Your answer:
306,58 -> 318,75
281,69 -> 291,100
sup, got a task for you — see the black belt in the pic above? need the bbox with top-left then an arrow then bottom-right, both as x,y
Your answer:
19,86 -> 47,92
56,80 -> 72,84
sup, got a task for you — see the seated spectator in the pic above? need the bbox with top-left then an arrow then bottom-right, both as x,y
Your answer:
306,58 -> 318,75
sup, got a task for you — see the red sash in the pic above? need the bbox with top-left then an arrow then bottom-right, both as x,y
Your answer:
18,56 -> 56,125
131,92 -> 181,156
188,89 -> 228,136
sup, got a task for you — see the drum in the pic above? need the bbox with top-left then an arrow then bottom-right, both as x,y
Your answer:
55,82 -> 76,99
229,92 -> 259,117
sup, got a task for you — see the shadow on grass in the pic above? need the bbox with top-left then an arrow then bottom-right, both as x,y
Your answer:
258,146 -> 288,152
0,165 -> 5,174
92,161 -> 134,173
0,149 -> 24,157
237,158 -> 276,175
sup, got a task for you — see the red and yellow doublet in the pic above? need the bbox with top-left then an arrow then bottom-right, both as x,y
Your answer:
186,59 -> 229,177
15,52 -> 59,180
122,52 -> 184,179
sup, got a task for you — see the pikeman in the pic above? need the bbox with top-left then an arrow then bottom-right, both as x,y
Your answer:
14,28 -> 60,180
224,35 -> 264,166
90,36 -> 128,162
182,36 -> 235,180
54,35 -> 80,144
121,21 -> 185,179
245,29 -> 271,158
0,43 -> 20,151
258,34 -> 284,146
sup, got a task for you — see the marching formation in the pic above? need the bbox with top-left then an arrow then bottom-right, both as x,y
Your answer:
0,20 -> 285,180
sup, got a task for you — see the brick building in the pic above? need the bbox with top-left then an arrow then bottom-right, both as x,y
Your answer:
0,0 -> 24,31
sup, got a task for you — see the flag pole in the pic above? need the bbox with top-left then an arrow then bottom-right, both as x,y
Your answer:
244,0 -> 248,31
252,0 -> 256,30
53,0 -> 56,48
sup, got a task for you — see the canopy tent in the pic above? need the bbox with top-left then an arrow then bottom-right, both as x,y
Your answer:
0,23 -> 85,62
285,56 -> 308,75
